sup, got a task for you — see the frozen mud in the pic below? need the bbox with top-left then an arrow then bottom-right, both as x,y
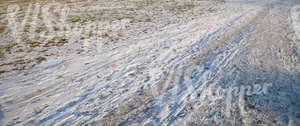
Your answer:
0,0 -> 299,125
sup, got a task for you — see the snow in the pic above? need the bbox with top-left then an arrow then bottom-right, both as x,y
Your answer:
0,0 -> 299,125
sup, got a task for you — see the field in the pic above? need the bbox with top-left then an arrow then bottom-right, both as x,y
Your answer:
0,0 -> 299,125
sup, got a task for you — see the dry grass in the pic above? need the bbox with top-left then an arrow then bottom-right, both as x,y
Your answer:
0,0 -> 221,76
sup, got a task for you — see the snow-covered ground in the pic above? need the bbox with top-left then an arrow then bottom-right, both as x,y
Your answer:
0,0 -> 299,125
